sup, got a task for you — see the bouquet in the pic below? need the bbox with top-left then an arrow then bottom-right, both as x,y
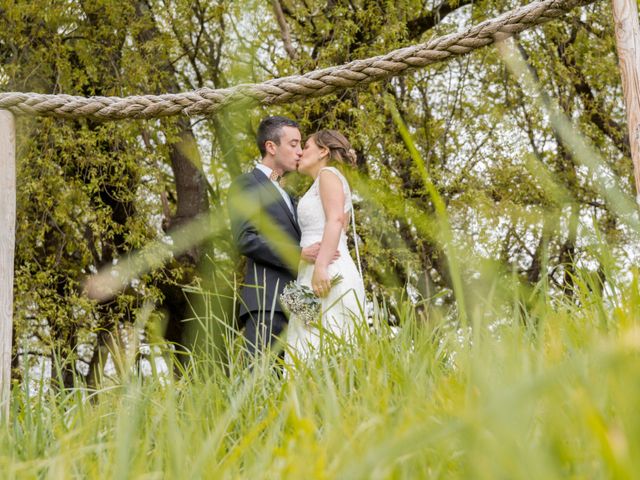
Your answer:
279,275 -> 343,325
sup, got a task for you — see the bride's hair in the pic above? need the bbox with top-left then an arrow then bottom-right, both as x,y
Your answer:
310,130 -> 358,166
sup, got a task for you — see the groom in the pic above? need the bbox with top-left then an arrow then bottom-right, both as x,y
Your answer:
228,116 -> 320,357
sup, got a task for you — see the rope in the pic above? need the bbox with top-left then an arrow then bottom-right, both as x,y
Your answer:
0,0 -> 596,121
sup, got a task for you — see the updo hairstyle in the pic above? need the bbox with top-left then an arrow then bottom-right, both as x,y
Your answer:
309,129 -> 357,166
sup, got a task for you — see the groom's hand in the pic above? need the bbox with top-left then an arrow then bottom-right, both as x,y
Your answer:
301,242 -> 340,263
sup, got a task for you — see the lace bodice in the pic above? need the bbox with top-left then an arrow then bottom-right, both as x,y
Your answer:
297,167 -> 352,248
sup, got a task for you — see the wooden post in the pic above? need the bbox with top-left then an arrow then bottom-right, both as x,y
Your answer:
0,110 -> 16,419
611,0 -> 640,201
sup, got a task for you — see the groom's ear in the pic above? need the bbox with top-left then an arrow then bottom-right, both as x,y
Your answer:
265,140 -> 277,156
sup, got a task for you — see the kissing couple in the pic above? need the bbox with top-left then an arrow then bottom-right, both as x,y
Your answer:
228,116 -> 365,363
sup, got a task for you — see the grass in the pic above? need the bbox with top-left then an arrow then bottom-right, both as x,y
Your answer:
2,264 -> 640,479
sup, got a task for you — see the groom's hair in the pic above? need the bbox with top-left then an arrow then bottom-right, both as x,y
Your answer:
257,116 -> 299,157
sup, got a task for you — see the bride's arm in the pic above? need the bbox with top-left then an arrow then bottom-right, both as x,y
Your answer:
312,170 -> 345,297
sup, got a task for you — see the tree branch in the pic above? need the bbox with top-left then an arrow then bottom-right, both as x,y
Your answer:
271,0 -> 297,60
407,0 -> 475,40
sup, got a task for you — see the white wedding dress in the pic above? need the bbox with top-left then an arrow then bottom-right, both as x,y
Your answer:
286,166 -> 366,361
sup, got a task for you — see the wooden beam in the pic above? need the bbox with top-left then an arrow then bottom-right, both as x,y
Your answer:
0,110 -> 16,419
611,0 -> 640,201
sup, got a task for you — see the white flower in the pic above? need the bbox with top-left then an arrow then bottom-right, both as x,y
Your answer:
279,275 -> 343,325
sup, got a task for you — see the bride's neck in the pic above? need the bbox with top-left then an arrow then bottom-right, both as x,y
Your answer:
309,162 -> 328,180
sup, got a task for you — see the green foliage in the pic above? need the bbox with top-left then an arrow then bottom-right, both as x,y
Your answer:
0,0 -> 637,385
270,0 -> 633,309
1,0 -> 197,375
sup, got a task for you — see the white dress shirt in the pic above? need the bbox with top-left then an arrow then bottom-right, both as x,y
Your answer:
256,163 -> 295,214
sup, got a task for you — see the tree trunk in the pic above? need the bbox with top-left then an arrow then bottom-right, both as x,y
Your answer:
611,0 -> 640,198
134,0 -> 212,354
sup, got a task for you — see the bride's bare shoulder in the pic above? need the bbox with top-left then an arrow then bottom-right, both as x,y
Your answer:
319,166 -> 347,183
318,167 -> 343,187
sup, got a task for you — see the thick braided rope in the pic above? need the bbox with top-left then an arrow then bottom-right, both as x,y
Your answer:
0,0 -> 595,120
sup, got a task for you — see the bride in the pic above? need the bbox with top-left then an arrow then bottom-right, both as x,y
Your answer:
286,129 -> 366,360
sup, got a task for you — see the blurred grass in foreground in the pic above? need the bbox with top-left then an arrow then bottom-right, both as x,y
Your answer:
2,265 -> 640,478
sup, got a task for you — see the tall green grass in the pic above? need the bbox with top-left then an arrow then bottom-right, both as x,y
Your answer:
2,265 -> 640,478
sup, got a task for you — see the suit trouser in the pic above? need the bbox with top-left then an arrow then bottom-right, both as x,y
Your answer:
240,310 -> 288,358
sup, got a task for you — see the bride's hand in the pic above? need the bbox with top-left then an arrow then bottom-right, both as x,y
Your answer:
312,266 -> 332,298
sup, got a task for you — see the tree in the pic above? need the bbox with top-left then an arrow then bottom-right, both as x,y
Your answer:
0,0 -> 634,382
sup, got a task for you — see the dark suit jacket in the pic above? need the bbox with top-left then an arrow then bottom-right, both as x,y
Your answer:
228,168 -> 302,317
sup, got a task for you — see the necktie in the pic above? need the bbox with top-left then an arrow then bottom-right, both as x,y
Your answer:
269,171 -> 293,213
270,170 -> 285,187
